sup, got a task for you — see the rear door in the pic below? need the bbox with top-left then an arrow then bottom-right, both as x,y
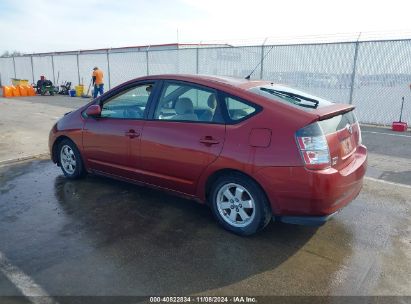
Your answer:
139,81 -> 226,195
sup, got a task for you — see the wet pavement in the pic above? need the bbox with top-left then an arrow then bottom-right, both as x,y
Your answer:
0,159 -> 410,300
0,96 -> 410,301
362,126 -> 411,186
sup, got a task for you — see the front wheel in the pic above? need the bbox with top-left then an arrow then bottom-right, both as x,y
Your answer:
58,139 -> 85,179
210,173 -> 271,236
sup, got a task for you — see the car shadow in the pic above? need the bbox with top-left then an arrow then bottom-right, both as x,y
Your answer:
53,173 -> 323,296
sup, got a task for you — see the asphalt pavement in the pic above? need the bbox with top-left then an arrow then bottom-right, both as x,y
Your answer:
0,160 -> 410,297
0,95 -> 410,302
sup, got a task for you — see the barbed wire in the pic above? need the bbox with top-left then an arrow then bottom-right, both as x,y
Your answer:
3,30 -> 411,57
193,29 -> 411,47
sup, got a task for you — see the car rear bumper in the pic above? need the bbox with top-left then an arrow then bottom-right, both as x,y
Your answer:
255,145 -> 367,220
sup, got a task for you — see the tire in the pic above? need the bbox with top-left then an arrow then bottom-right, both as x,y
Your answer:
57,139 -> 86,179
210,173 -> 272,236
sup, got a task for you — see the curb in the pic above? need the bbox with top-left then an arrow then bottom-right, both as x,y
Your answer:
0,153 -> 50,167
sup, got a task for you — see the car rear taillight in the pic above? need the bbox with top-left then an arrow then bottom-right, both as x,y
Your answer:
296,122 -> 331,170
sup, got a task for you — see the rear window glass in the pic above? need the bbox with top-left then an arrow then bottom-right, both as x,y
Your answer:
225,96 -> 257,121
318,111 -> 358,134
249,84 -> 334,111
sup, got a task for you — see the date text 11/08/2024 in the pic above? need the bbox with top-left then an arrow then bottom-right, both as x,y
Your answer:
149,296 -> 257,303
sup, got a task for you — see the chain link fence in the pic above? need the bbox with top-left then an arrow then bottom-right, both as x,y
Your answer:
1,39 -> 411,125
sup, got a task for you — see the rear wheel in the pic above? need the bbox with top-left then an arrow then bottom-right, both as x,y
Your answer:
58,139 -> 85,179
210,173 -> 271,236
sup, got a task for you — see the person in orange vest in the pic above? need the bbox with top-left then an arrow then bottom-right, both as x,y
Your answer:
92,67 -> 104,98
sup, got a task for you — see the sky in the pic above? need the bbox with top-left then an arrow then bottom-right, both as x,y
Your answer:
1,0 -> 411,54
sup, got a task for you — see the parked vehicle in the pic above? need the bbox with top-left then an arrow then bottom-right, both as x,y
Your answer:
49,74 -> 367,235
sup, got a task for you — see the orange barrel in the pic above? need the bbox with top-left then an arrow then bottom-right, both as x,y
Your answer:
11,85 -> 21,97
6,86 -> 13,97
18,85 -> 28,97
26,85 -> 36,96
2,86 -> 13,97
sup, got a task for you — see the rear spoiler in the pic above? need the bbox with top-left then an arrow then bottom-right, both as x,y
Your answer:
314,104 -> 355,121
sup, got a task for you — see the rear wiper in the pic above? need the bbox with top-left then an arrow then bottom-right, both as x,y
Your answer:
260,88 -> 319,109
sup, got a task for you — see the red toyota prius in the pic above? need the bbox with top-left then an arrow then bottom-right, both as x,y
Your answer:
49,74 -> 367,235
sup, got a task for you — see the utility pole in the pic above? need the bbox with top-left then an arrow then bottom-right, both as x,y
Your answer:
106,49 -> 111,90
76,52 -> 81,85
349,32 -> 362,105
30,56 -> 34,84
12,56 -> 16,78
51,55 -> 56,84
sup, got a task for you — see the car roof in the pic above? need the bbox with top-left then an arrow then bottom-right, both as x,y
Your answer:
142,74 -> 352,119
144,74 -> 270,91
103,73 -> 321,121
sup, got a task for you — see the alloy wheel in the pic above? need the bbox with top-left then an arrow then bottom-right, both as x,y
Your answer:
216,183 -> 256,228
60,145 -> 76,175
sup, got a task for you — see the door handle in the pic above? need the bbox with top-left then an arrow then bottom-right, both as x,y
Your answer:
125,129 -> 140,138
200,136 -> 220,145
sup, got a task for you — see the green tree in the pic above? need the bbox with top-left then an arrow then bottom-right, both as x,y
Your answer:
1,50 -> 24,57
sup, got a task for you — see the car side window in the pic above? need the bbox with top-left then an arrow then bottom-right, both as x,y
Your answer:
154,82 -> 222,123
100,83 -> 153,119
225,96 -> 257,121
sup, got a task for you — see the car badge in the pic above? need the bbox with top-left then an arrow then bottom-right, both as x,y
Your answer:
346,124 -> 353,134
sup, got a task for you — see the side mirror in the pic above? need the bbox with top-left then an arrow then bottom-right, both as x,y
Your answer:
85,104 -> 101,117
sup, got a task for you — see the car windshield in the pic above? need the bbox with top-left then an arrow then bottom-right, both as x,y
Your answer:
249,84 -> 334,110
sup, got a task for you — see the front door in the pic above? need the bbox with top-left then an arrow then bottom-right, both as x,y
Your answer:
139,81 -> 226,195
83,82 -> 155,178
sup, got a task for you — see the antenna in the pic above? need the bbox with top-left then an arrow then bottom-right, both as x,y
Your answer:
245,45 -> 274,80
